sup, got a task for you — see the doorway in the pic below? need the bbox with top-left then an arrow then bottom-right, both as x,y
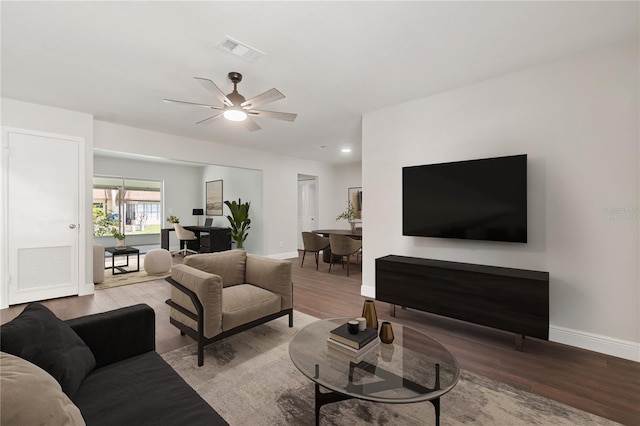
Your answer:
297,174 -> 318,250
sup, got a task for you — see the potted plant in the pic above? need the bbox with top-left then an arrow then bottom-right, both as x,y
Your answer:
224,198 -> 251,249
167,215 -> 180,228
111,228 -> 126,247
336,201 -> 357,231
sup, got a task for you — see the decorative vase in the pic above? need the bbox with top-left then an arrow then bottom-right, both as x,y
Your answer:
361,300 -> 378,330
379,321 -> 394,344
117,239 -> 125,247
349,221 -> 356,232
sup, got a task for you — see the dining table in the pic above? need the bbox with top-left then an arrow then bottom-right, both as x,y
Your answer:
312,228 -> 362,263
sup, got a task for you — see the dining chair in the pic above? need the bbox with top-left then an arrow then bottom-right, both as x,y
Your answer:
172,224 -> 198,256
301,232 -> 330,270
328,234 -> 363,277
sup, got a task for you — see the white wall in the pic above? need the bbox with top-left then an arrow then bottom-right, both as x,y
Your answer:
93,120 -> 337,258
331,162 -> 363,230
0,99 -> 95,302
201,165 -> 263,254
362,43 -> 639,361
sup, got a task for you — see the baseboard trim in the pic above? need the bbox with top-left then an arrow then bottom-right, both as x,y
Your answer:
79,282 -> 95,296
267,251 -> 299,260
360,284 -> 375,299
549,325 -> 639,362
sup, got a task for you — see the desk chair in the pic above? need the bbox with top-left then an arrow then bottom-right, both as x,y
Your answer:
329,234 -> 362,277
172,224 -> 198,257
301,232 -> 330,270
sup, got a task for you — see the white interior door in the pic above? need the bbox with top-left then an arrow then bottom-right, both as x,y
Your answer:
297,176 -> 318,249
5,129 -> 81,305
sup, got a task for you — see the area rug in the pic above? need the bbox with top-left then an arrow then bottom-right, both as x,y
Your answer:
95,270 -> 170,290
162,311 -> 619,426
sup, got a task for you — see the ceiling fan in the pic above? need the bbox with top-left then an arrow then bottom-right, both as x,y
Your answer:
163,72 -> 297,132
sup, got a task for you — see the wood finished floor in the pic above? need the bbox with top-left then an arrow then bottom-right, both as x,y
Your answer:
1,252 -> 638,425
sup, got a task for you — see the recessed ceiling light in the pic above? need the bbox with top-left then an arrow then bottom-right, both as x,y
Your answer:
341,148 -> 352,153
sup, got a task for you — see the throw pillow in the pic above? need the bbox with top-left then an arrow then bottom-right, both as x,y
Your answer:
0,303 -> 96,398
0,351 -> 86,425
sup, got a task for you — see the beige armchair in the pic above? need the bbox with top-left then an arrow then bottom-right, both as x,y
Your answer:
301,232 -> 330,270
165,249 -> 293,366
329,234 -> 362,277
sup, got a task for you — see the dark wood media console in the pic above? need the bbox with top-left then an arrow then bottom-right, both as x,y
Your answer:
375,255 -> 549,349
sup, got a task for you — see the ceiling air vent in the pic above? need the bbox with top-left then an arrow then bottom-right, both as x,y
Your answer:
217,36 -> 265,62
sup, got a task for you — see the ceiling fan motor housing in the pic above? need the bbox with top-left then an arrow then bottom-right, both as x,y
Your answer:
228,72 -> 243,83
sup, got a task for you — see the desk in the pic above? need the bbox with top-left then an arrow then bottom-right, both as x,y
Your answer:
161,226 -> 231,253
312,229 -> 362,263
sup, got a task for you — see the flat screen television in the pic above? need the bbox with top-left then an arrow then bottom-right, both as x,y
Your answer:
402,154 -> 527,243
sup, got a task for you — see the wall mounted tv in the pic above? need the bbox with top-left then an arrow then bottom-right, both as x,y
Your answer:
402,154 -> 527,243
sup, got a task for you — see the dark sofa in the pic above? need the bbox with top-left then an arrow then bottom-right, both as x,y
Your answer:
0,303 -> 227,426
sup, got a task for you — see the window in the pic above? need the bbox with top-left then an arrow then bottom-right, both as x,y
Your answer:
93,177 -> 162,237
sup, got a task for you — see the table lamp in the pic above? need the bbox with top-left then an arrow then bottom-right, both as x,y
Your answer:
192,208 -> 204,226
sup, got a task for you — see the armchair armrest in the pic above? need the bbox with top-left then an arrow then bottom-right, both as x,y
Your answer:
246,255 -> 293,310
167,264 -> 224,339
65,304 -> 155,369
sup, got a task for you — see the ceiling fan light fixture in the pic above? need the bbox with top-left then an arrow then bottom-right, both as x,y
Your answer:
223,108 -> 247,122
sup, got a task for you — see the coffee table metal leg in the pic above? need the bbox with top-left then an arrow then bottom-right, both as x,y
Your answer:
314,383 -> 352,426
314,364 -> 352,425
313,363 -> 444,426
429,397 -> 440,426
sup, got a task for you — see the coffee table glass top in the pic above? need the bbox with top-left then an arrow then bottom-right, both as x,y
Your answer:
289,318 -> 459,404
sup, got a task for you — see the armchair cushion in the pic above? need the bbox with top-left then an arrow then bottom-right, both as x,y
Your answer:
246,254 -> 293,310
0,303 -> 96,398
170,264 -> 223,339
184,250 -> 246,288
222,284 -> 281,331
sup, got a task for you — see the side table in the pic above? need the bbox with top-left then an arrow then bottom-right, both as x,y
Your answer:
104,246 -> 140,275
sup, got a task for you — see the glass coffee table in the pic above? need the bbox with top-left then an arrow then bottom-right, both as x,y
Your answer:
289,318 -> 459,426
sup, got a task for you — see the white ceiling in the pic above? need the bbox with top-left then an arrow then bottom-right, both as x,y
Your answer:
2,1 -> 637,165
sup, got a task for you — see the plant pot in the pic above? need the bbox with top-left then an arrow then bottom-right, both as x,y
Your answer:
117,239 -> 125,247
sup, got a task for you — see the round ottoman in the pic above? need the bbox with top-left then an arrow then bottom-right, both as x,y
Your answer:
143,249 -> 172,275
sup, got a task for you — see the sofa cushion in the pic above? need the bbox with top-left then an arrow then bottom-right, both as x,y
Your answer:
184,249 -> 246,287
0,351 -> 86,426
0,303 -> 96,398
221,284 -> 281,331
170,264 -> 224,339
73,351 -> 227,426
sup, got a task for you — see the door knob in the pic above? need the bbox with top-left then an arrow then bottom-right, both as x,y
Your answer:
69,224 -> 77,229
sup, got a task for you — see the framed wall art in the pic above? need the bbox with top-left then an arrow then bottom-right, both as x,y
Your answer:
206,180 -> 223,216
348,187 -> 362,222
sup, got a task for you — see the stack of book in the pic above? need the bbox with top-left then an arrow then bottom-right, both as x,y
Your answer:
326,323 -> 379,363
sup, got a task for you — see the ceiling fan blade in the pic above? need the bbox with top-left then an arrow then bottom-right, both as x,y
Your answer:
163,99 -> 223,110
241,88 -> 285,109
194,77 -> 233,107
248,109 -> 297,122
196,112 -> 223,125
244,117 -> 261,132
